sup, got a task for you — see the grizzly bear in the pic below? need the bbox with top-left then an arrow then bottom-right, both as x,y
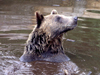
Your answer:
19,9 -> 77,62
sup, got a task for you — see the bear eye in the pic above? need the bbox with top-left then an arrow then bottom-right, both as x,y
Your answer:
57,16 -> 61,21
56,16 -> 62,23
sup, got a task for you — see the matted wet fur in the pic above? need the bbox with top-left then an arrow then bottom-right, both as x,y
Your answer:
20,9 -> 77,62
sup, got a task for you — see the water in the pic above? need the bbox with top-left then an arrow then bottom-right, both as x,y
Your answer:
0,0 -> 100,75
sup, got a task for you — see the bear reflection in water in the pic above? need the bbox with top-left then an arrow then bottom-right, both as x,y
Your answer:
5,10 -> 84,75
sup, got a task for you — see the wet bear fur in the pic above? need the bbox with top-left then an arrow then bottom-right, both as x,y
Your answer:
20,10 -> 77,62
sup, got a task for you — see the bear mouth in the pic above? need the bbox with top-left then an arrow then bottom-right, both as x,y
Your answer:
61,22 -> 77,33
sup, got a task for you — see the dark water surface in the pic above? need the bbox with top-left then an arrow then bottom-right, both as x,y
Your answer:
0,0 -> 100,75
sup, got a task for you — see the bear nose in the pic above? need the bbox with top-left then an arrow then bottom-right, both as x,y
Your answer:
74,16 -> 78,21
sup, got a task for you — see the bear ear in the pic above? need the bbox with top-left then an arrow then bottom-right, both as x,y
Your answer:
51,9 -> 58,15
35,11 -> 44,28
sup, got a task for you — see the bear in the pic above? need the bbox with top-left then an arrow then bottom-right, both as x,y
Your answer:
19,9 -> 78,63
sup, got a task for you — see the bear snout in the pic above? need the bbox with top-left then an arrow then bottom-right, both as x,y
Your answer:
74,16 -> 78,21
73,16 -> 78,24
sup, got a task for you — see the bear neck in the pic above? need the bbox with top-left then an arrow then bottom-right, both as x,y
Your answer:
25,29 -> 64,56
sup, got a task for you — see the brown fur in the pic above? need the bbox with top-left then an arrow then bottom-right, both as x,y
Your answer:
20,10 -> 77,62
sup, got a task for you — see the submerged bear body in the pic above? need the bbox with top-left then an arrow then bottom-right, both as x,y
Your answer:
20,10 -> 77,63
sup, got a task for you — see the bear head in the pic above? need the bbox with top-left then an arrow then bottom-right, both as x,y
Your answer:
36,9 -> 77,38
